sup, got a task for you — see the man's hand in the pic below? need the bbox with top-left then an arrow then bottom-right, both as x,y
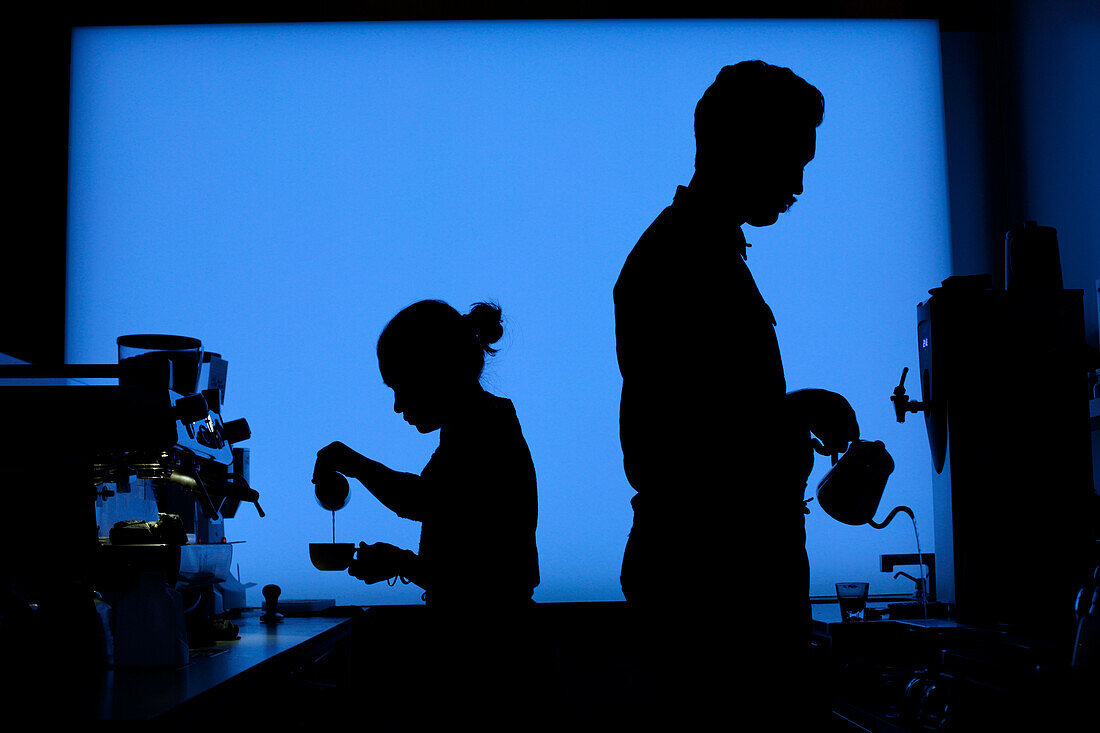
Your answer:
314,441 -> 362,483
788,389 -> 860,458
348,541 -> 409,584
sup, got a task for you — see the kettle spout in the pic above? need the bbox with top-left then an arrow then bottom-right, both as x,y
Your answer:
867,505 -> 914,529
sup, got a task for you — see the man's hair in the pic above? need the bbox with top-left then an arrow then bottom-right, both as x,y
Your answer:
694,60 -> 824,171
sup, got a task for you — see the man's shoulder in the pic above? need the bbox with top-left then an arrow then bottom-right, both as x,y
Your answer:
614,201 -> 687,297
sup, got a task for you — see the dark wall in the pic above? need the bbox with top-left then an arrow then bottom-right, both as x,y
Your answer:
3,12 -> 70,364
939,8 -> 1020,286
1007,0 -> 1100,348
940,1 -> 1099,355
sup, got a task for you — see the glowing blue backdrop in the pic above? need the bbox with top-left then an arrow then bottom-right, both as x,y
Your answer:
67,19 -> 951,605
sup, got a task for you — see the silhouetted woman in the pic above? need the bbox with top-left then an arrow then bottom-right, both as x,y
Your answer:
314,299 -> 539,608
314,300 -> 542,729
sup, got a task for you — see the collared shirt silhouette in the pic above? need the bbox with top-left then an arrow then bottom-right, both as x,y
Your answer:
616,183 -> 812,604
616,185 -> 794,509
614,61 -> 858,728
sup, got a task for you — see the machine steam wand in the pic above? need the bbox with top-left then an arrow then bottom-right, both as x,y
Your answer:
166,468 -> 265,519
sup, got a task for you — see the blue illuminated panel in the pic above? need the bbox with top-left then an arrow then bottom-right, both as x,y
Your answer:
67,20 -> 952,604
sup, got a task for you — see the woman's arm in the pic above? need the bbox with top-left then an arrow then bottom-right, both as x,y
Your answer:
355,455 -> 426,521
315,441 -> 425,521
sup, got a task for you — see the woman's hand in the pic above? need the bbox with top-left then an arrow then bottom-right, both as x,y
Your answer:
314,441 -> 362,483
348,541 -> 409,584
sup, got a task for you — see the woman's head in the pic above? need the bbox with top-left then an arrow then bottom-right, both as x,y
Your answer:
377,300 -> 503,432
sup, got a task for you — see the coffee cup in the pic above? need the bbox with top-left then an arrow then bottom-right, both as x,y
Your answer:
309,542 -> 356,571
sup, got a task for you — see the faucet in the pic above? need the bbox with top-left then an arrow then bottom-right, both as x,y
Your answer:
893,571 -> 927,601
881,552 -> 935,601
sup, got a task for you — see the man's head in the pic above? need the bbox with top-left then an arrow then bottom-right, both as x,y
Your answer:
694,61 -> 824,227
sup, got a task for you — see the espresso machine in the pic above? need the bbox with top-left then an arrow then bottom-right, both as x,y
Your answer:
0,335 -> 261,679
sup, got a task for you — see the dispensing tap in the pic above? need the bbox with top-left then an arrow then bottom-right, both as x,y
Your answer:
891,367 -> 927,423
894,571 -> 927,601
882,552 -> 936,601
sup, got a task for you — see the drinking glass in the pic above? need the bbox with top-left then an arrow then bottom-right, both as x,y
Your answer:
836,582 -> 870,622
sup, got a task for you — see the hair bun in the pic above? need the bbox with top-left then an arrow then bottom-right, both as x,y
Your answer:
465,301 -> 504,352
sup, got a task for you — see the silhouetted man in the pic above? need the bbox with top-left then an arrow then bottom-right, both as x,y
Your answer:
615,61 -> 859,728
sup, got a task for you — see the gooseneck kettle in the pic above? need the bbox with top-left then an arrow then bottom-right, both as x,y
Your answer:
816,439 -> 905,527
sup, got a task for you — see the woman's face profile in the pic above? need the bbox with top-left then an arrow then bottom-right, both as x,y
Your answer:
379,326 -> 478,434
388,371 -> 445,433
383,351 -> 469,434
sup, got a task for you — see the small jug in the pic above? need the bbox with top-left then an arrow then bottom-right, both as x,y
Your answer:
314,470 -> 350,512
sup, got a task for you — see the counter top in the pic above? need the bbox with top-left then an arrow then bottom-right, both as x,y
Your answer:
811,601 -> 979,633
812,601 -> 891,627
93,610 -> 355,720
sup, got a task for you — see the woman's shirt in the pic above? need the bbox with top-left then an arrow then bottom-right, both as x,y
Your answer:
416,390 -> 539,609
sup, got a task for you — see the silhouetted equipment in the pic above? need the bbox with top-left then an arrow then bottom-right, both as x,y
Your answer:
816,439 -> 897,527
881,552 -> 936,606
1005,220 -> 1063,291
260,584 -> 283,625
891,367 -> 926,424
829,249 -> 1096,733
0,335 -> 259,674
314,470 -> 351,512
117,334 -> 205,395
817,439 -> 929,619
1073,564 -> 1100,673
901,223 -> 1095,641
309,543 -> 356,571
